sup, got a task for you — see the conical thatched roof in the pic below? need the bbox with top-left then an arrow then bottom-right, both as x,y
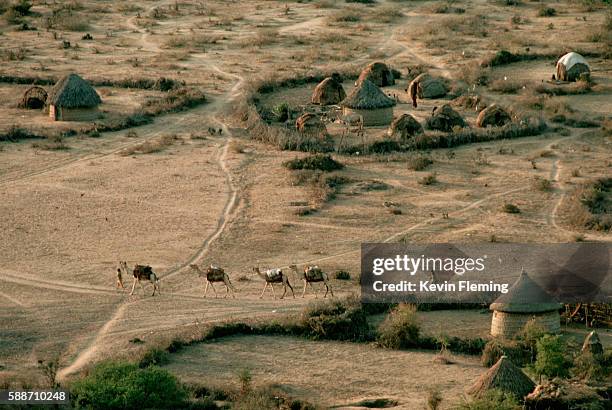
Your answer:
340,79 -> 395,110
312,76 -> 346,105
357,62 -> 395,87
490,269 -> 561,313
388,113 -> 423,138
48,73 -> 101,108
468,356 -> 535,400
476,104 -> 511,128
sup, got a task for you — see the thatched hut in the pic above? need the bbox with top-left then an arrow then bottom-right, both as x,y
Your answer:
387,114 -> 423,139
18,86 -> 47,109
48,73 -> 101,121
581,330 -> 603,356
476,104 -> 511,128
311,74 -> 346,105
295,113 -> 326,136
490,269 -> 562,339
525,379 -> 605,409
357,62 -> 395,87
407,73 -> 448,99
556,52 -> 590,82
340,79 -> 396,126
426,104 -> 466,132
468,356 -> 535,400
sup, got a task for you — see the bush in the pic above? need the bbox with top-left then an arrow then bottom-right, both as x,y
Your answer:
532,176 -> 552,191
71,362 -> 188,409
300,297 -> 372,342
138,347 -> 169,368
456,389 -> 521,410
482,339 -> 506,367
486,50 -> 521,67
334,270 -> 351,280
537,6 -> 556,17
572,351 -> 608,381
377,304 -> 420,349
419,172 -> 437,185
407,154 -> 433,171
283,154 -> 344,172
501,203 -> 521,214
534,335 -> 570,379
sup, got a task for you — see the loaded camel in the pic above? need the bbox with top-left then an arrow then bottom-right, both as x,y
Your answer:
190,264 -> 236,298
289,264 -> 334,298
119,261 -> 160,296
252,267 -> 295,299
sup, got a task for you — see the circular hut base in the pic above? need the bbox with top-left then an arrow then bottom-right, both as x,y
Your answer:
343,107 -> 393,127
491,310 -> 560,339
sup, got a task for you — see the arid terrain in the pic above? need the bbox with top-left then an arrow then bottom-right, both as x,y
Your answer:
0,0 -> 610,408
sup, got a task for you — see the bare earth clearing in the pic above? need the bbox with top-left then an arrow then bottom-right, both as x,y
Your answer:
0,0 -> 610,407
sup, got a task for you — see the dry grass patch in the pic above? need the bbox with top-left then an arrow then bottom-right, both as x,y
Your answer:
121,134 -> 180,155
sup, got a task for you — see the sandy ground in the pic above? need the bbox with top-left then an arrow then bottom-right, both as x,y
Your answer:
0,0 -> 610,403
164,335 -> 483,409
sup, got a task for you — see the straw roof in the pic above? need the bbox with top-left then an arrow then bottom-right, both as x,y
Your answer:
340,79 -> 395,110
357,62 -> 395,87
18,86 -> 47,109
312,76 -> 346,105
468,356 -> 535,400
48,73 -> 101,108
476,104 -> 511,128
388,113 -> 423,139
490,269 -> 561,313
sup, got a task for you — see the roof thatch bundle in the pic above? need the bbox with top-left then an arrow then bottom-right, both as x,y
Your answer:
387,114 -> 423,139
18,86 -> 47,109
490,269 -> 561,314
295,113 -> 326,135
357,62 -> 395,87
581,331 -> 603,356
556,52 -> 590,82
341,79 -> 395,110
48,73 -> 101,108
312,75 -> 346,105
468,356 -> 535,400
525,379 -> 605,409
476,104 -> 511,128
407,73 -> 448,99
426,104 -> 465,132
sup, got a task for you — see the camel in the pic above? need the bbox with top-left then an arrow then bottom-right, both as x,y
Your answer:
119,261 -> 160,296
252,267 -> 295,299
190,264 -> 236,298
289,264 -> 333,298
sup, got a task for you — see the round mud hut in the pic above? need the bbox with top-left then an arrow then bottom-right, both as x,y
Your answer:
340,79 -> 396,126
311,74 -> 346,105
18,86 -> 47,109
407,73 -> 448,100
426,104 -> 466,132
357,62 -> 395,87
295,112 -> 327,136
556,52 -> 590,82
490,269 -> 562,339
387,113 -> 423,139
476,104 -> 511,128
468,356 -> 535,400
48,73 -> 101,121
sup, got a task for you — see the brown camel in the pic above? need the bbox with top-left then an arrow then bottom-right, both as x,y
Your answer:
289,264 -> 333,298
120,261 -> 160,296
252,267 -> 295,299
190,264 -> 236,298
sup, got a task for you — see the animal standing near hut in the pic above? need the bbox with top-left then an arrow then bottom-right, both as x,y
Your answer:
289,264 -> 334,298
190,264 -> 236,298
252,266 -> 295,299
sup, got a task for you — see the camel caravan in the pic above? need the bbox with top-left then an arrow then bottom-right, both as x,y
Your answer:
114,260 -> 334,300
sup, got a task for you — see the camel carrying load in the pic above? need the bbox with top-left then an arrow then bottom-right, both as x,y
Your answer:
304,266 -> 324,281
265,268 -> 283,281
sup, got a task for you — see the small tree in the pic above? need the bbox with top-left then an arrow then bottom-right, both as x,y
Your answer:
377,303 -> 420,349
534,335 -> 570,381
518,318 -> 546,363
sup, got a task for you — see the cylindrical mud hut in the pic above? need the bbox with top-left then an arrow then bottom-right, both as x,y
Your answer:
340,79 -> 395,126
48,73 -> 101,121
490,269 -> 561,339
18,86 -> 47,109
311,74 -> 346,105
556,52 -> 590,82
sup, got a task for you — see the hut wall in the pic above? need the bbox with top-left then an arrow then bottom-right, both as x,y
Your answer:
343,107 -> 393,127
491,310 -> 560,339
50,106 -> 99,121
